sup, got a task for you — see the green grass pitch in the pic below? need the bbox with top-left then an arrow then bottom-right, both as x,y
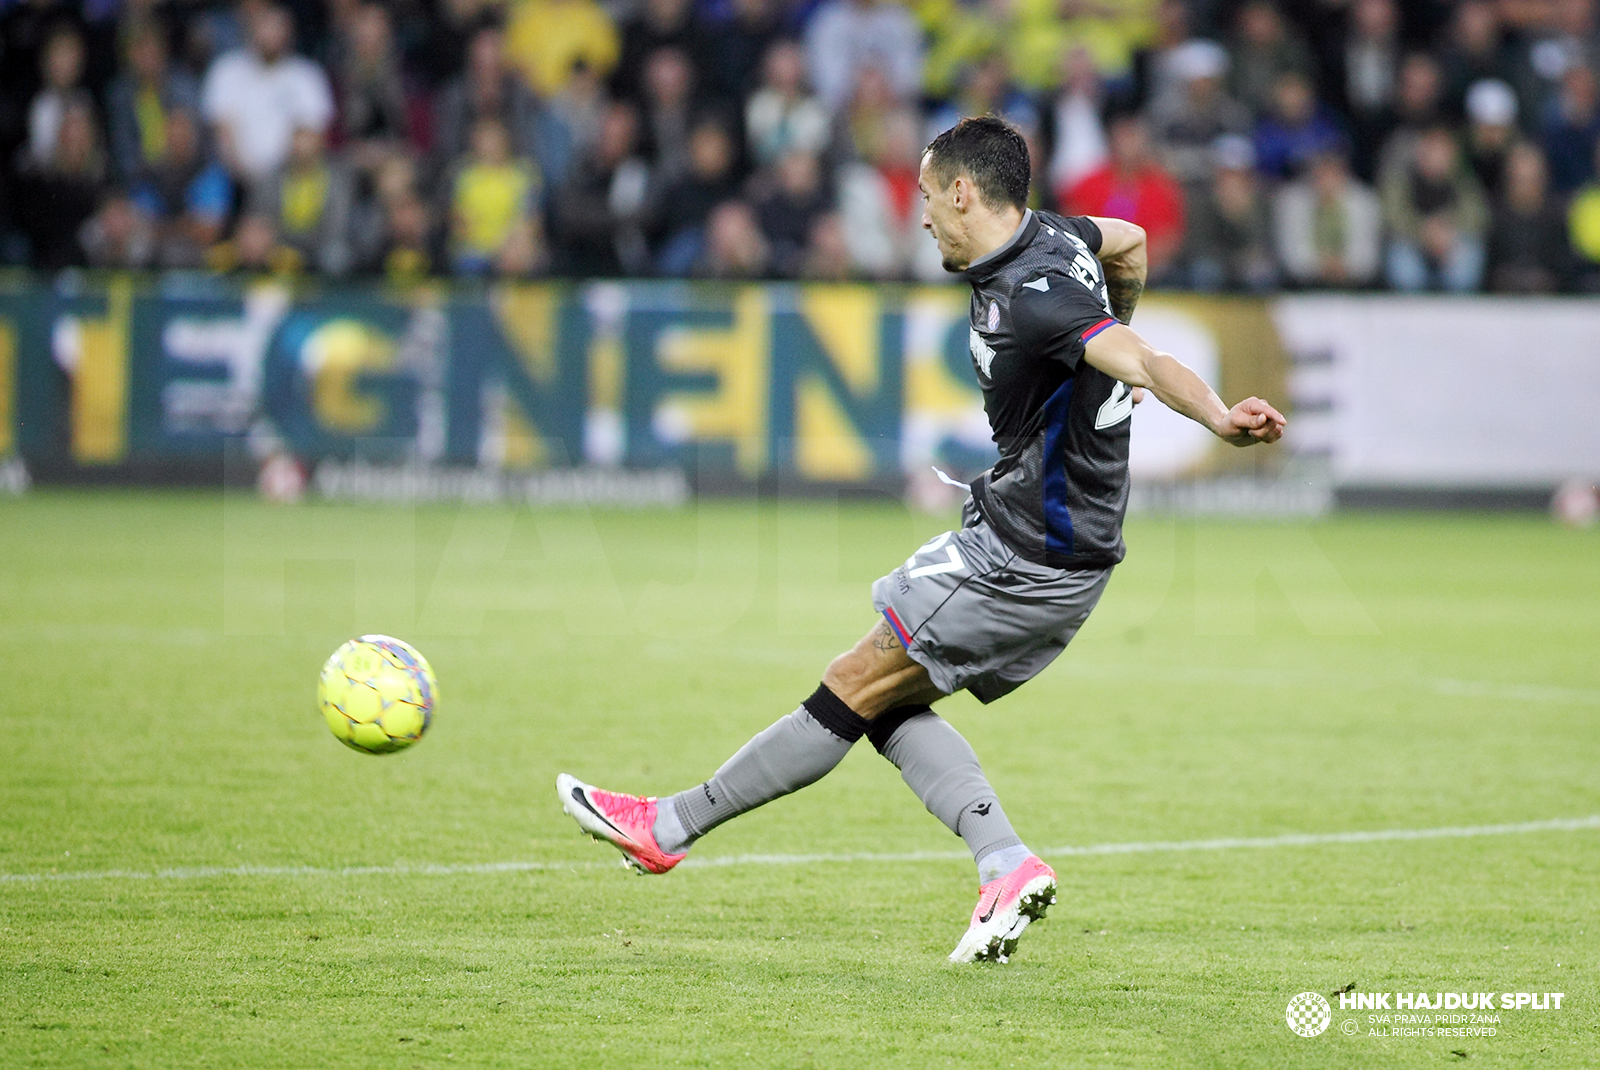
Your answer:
2,490 -> 1597,1068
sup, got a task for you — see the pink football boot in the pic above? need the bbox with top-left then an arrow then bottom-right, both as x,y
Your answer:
557,773 -> 686,875
948,854 -> 1058,963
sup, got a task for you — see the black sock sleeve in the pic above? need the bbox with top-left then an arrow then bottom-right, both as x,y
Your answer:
865,703 -> 934,754
802,683 -> 871,743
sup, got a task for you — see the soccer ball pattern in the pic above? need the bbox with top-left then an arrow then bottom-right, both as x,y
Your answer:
318,635 -> 437,754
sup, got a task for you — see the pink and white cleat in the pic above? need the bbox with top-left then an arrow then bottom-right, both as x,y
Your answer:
557,773 -> 686,875
948,854 -> 1058,964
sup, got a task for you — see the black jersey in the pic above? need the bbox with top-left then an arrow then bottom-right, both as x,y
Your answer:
963,209 -> 1132,570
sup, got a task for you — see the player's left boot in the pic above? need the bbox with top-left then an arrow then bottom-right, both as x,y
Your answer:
557,773 -> 686,875
948,854 -> 1057,964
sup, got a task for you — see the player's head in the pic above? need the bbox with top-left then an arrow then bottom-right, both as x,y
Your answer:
919,115 -> 1031,273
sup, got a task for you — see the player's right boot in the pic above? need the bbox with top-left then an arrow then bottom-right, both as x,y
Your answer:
948,854 -> 1057,964
556,773 -> 686,875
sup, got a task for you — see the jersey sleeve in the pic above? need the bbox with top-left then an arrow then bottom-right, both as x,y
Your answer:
1008,274 -> 1118,371
1060,215 -> 1103,255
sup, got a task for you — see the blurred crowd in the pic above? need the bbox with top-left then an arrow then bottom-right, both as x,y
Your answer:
3,0 -> 1600,292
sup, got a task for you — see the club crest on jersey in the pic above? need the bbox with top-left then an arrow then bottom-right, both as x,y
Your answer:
969,327 -> 996,377
986,300 -> 999,331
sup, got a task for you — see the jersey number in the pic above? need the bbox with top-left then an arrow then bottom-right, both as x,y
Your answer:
1095,381 -> 1134,430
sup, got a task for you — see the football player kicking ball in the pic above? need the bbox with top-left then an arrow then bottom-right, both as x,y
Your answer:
558,116 -> 1285,963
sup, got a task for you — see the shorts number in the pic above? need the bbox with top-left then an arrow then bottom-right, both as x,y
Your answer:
906,531 -> 966,579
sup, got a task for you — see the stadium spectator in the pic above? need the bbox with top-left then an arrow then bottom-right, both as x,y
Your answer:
550,60 -> 608,163
504,0 -> 619,98
1508,0 -> 1600,124
1569,139 -> 1600,290
1062,113 -> 1185,275
14,98 -> 104,270
1381,124 -> 1488,292
1252,70 -> 1345,182
745,39 -> 831,169
1045,46 -> 1108,202
1181,134 -> 1275,291
637,47 -> 699,183
1486,139 -> 1573,293
1149,39 -> 1251,193
1272,149 -> 1382,286
363,188 -> 442,283
1464,78 -> 1519,200
835,107 -> 940,280
106,19 -> 200,184
200,4 -> 333,182
918,0 -> 1004,101
128,106 -> 231,268
253,126 -> 354,275
1370,52 -> 1447,183
798,211 -> 853,279
692,198 -> 769,277
447,115 -> 547,276
753,148 -> 833,275
927,53 -> 1040,144
803,0 -> 923,112
1437,0 -> 1512,117
1540,64 -> 1600,194
79,190 -> 157,269
206,213 -> 301,275
552,101 -> 653,276
697,0 -> 782,105
329,2 -> 415,170
406,0 -> 490,89
24,22 -> 90,168
435,25 -> 544,166
1050,0 -> 1159,94
1135,0 -> 1198,115
831,65 -> 903,166
653,117 -> 741,274
1340,0 -> 1402,180
1226,0 -> 1317,118
611,0 -> 697,106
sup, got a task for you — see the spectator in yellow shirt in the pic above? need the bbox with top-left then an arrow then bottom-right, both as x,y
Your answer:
450,116 -> 548,275
505,0 -> 620,98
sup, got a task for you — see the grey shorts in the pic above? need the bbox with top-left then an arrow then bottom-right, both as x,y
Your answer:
871,500 -> 1112,705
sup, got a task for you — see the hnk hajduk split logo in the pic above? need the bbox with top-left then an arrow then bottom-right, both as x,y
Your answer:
1286,992 -> 1333,1037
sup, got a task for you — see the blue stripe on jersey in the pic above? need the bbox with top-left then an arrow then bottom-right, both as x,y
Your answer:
1041,378 -> 1075,558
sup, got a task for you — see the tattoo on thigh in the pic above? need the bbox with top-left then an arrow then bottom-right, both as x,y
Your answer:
870,618 -> 902,651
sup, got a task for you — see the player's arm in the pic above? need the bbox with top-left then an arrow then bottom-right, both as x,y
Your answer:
1086,216 -> 1147,324
1083,323 -> 1285,446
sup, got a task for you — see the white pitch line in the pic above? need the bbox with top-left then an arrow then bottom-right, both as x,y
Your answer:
4,815 -> 1598,886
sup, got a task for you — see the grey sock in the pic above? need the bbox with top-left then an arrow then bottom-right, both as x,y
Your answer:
872,709 -> 1025,865
976,843 -> 1034,884
655,685 -> 867,854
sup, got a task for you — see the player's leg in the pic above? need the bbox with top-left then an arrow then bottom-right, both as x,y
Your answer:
869,510 -> 1113,960
557,620 -> 946,874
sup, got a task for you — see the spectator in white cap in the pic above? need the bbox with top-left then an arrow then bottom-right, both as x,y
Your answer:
1150,39 -> 1251,193
1465,78 -> 1519,198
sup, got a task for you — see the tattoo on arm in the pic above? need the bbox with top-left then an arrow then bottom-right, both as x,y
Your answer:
870,618 -> 902,651
1105,272 -> 1144,325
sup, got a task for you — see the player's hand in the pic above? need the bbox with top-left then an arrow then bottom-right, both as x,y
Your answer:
1131,386 -> 1146,405
1219,397 -> 1286,446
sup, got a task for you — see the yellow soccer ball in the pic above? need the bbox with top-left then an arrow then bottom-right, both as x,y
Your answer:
318,635 -> 437,755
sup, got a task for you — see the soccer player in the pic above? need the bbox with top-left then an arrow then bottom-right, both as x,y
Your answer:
558,116 -> 1285,963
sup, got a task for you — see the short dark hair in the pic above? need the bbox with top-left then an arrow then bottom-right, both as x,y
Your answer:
923,115 -> 1030,210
